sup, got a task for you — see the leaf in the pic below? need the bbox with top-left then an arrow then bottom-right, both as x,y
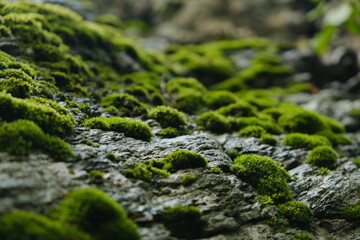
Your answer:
324,2 -> 352,26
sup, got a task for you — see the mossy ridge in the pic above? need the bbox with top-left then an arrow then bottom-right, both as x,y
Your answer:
231,154 -> 291,203
0,92 -> 76,136
0,120 -> 73,160
0,210 -> 91,240
54,188 -> 140,240
83,116 -> 153,142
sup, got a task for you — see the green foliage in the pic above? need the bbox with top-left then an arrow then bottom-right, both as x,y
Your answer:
292,233 -> 314,240
123,160 -> 170,181
54,188 -> 140,240
307,146 -> 338,169
149,105 -> 186,128
318,167 -> 330,176
83,117 -> 153,142
181,174 -> 198,186
197,111 -> 228,133
231,154 -> 291,203
204,91 -> 238,109
261,133 -> 278,146
354,157 -> 360,167
0,120 -> 73,160
342,204 -> 360,221
164,150 -> 208,171
0,92 -> 75,136
238,125 -> 266,138
0,210 -> 91,240
283,133 -> 331,150
278,201 -> 313,226
101,94 -> 147,117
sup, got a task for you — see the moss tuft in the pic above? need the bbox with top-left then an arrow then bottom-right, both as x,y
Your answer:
123,160 -> 170,181
283,133 -> 331,150
197,111 -> 228,133
217,101 -> 257,118
238,125 -> 266,138
231,154 -> 291,203
0,120 -> 73,160
204,91 -> 238,109
54,188 -> 140,240
0,210 -> 91,240
307,146 -> 338,169
164,150 -> 208,171
278,201 -> 313,226
83,117 -> 153,142
342,204 -> 360,221
292,233 -> 314,240
260,133 -> 278,145
101,94 -> 147,117
149,105 -> 186,128
181,174 -> 198,186
317,167 -> 330,176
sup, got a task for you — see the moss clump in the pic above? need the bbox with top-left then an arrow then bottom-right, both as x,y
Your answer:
349,109 -> 360,120
210,167 -> 223,174
283,133 -> 331,150
54,188 -> 140,240
197,111 -> 228,133
238,125 -> 266,138
166,77 -> 206,94
354,158 -> 360,167
204,91 -> 238,109
231,117 -> 282,135
292,233 -> 314,240
83,117 -> 153,142
181,174 -> 198,186
123,160 -> 170,181
342,204 -> 360,221
101,94 -> 147,117
261,133 -> 278,145
307,146 -> 338,169
161,205 -> 203,238
231,154 -> 291,203
317,167 -> 330,176
156,127 -> 186,138
0,210 -> 91,240
164,150 -> 208,171
217,101 -> 257,118
89,170 -> 105,182
0,120 -> 73,160
278,109 -> 326,134
315,130 -> 351,146
0,92 -> 75,136
149,105 -> 186,128
278,201 -> 313,226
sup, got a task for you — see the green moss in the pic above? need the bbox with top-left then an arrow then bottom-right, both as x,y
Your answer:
123,160 -> 170,181
0,77 -> 34,98
197,111 -> 228,133
204,91 -> 238,109
225,148 -> 240,160
317,167 -> 330,176
349,108 -> 360,120
101,94 -> 147,117
166,77 -> 206,94
278,109 -> 326,134
161,205 -> 203,238
181,174 -> 198,186
261,133 -> 278,145
164,150 -> 208,171
172,89 -> 204,114
278,201 -> 313,226
231,154 -> 291,203
0,210 -> 91,240
292,233 -> 314,240
0,120 -> 73,160
149,106 -> 186,128
95,14 -> 123,29
210,167 -> 223,174
217,101 -> 257,117
232,117 -> 282,134
89,170 -> 105,181
0,92 -> 75,136
238,125 -> 266,138
354,158 -> 360,167
315,130 -> 351,146
54,188 -> 139,240
283,133 -> 331,150
106,152 -> 117,161
157,127 -> 182,138
307,146 -> 338,169
83,117 -> 153,142
342,204 -> 360,221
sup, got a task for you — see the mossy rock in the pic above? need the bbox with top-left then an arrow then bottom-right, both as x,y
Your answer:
54,188 -> 140,240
